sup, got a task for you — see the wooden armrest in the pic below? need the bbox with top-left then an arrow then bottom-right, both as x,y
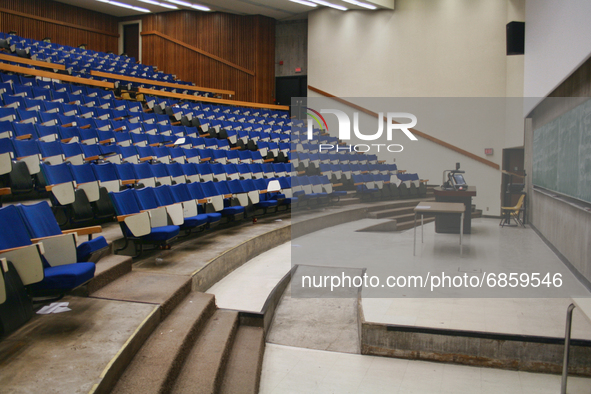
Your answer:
16,134 -> 32,140
200,157 -> 211,162
113,117 -> 125,121
200,133 -> 211,138
333,183 -> 343,187
398,170 -> 407,174
420,179 -> 429,183
61,137 -> 74,143
378,160 -> 386,164
63,226 -> 102,237
172,121 -> 181,126
354,182 -> 364,186
361,171 -> 369,174
165,144 -> 175,148
197,198 -> 207,204
230,147 -> 241,150
84,155 -> 100,162
223,194 -> 232,199
263,158 -> 274,163
80,124 -> 91,129
30,233 -> 72,243
121,179 -> 136,186
99,139 -> 112,145
259,190 -> 268,194
0,187 -> 11,196
149,143 -> 160,147
140,156 -> 154,162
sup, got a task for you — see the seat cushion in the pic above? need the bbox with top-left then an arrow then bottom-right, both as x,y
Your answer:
257,201 -> 277,208
31,262 -> 96,292
206,212 -> 222,223
182,214 -> 209,228
143,225 -> 180,242
221,206 -> 245,216
76,236 -> 109,262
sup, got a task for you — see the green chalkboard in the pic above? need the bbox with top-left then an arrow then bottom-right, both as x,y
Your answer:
533,98 -> 591,203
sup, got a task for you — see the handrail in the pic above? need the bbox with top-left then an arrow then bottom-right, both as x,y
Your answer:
90,70 -> 235,96
0,7 -> 119,38
0,62 -> 114,89
308,85 -> 500,170
0,53 -> 66,70
141,31 -> 255,76
137,87 -> 289,111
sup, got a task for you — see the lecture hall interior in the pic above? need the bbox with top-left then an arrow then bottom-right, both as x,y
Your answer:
0,0 -> 590,393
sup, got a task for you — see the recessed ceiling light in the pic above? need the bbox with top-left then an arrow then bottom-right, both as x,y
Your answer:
289,0 -> 318,7
342,0 -> 377,10
96,0 -> 150,12
309,0 -> 347,11
138,0 -> 178,9
165,0 -> 211,11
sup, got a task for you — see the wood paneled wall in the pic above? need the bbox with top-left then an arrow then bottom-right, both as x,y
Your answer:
137,11 -> 276,104
0,0 -> 118,53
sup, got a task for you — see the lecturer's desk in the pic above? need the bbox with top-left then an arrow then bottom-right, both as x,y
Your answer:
414,202 -> 466,256
434,186 -> 477,234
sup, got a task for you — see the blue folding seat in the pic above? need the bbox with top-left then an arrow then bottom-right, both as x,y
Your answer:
242,179 -> 278,213
169,183 -> 221,227
151,162 -> 172,185
153,185 -> 208,234
60,142 -> 85,165
115,163 -> 138,188
114,131 -> 132,147
69,163 -> 116,220
192,181 -> 245,221
167,162 -> 186,184
180,162 -> 200,183
0,204 -> 95,297
12,139 -> 42,175
196,163 -> 214,182
109,188 -> 180,256
92,162 -> 123,193
17,201 -> 108,263
38,140 -> 65,165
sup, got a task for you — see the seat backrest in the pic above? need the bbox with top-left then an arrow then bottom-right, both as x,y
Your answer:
0,205 -> 32,249
135,187 -> 160,210
153,185 -> 176,206
41,163 -> 73,185
170,183 -> 193,203
109,188 -> 141,215
17,201 -> 62,238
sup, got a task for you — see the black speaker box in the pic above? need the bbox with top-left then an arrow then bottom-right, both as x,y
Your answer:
507,21 -> 525,55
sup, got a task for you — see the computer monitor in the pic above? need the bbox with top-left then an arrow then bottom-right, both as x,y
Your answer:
453,174 -> 466,186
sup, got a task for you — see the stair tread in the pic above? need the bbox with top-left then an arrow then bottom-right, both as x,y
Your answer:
172,310 -> 239,394
111,292 -> 216,394
93,254 -> 131,276
220,326 -> 265,394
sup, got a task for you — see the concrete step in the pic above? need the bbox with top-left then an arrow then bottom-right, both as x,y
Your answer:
335,197 -> 361,206
172,310 -> 239,394
396,217 -> 435,231
90,271 -> 192,320
390,212 -> 416,224
472,209 -> 483,218
219,326 -> 265,394
87,254 -> 133,294
111,292 -> 217,394
368,206 -> 415,219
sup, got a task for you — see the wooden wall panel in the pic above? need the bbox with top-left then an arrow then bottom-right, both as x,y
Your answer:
136,11 -> 275,104
0,0 -> 118,53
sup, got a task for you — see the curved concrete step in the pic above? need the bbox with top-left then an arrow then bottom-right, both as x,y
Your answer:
87,254 -> 133,294
111,292 -> 216,394
172,310 -> 239,394
219,326 -> 265,394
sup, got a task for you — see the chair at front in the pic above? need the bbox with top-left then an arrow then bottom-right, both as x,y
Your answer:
500,194 -> 525,227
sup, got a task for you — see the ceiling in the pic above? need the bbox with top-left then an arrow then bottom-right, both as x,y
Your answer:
53,0 -> 393,20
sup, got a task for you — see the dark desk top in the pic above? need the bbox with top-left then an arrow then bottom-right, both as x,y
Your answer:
434,186 -> 477,197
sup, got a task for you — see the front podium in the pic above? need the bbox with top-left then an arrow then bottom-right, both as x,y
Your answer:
434,186 -> 477,234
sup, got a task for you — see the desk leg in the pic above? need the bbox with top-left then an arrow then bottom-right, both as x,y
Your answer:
421,214 -> 424,243
460,212 -> 464,255
413,212 -> 417,256
561,303 -> 576,394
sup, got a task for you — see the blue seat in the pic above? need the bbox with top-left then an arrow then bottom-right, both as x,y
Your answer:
169,183 -> 221,227
153,185 -> 208,233
109,188 -> 180,256
17,201 -> 108,263
0,204 -> 95,295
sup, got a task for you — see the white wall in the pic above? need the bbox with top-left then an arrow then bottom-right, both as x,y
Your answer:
308,0 -> 525,214
523,0 -> 591,115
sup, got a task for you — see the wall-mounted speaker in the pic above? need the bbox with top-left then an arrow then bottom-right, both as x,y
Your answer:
507,21 -> 525,55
